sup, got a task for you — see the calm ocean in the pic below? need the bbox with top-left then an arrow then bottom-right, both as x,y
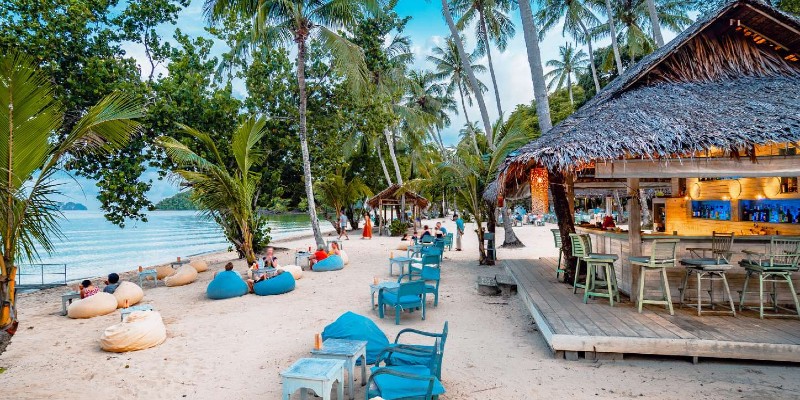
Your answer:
22,211 -> 314,283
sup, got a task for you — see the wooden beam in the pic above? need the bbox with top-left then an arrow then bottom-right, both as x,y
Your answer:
574,181 -> 672,189
596,156 -> 800,179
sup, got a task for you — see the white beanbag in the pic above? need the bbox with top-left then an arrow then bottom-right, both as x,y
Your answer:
397,241 -> 411,251
113,281 -> 144,308
67,292 -> 118,319
155,265 -> 176,280
339,250 -> 350,265
100,311 -> 167,353
164,265 -> 198,287
190,259 -> 209,273
281,265 -> 303,280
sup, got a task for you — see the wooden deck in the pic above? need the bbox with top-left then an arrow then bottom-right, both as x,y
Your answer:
503,258 -> 800,363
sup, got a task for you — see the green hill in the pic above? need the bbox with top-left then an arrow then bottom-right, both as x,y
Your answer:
155,191 -> 197,210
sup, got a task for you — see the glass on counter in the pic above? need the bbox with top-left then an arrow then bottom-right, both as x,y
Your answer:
691,200 -> 731,221
740,199 -> 800,224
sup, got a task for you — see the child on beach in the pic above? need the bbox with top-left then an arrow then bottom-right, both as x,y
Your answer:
103,273 -> 120,294
79,280 -> 99,299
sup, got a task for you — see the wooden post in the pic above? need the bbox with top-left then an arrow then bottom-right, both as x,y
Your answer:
605,196 -> 613,217
628,178 -> 642,302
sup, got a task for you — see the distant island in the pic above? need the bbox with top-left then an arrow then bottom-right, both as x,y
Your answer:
58,202 -> 87,211
155,191 -> 197,210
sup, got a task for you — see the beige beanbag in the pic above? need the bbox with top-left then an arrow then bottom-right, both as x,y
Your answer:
155,265 -> 176,280
67,292 -> 118,319
113,281 -> 144,308
281,265 -> 303,280
164,265 -> 198,287
339,250 -> 350,265
100,311 -> 167,353
397,240 -> 411,251
190,259 -> 209,273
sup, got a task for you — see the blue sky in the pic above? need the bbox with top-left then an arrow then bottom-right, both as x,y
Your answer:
63,0 -> 686,210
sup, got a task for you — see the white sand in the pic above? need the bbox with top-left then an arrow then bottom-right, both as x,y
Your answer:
1,221 -> 798,399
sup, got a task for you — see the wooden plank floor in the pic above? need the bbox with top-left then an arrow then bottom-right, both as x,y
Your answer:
504,258 -> 800,362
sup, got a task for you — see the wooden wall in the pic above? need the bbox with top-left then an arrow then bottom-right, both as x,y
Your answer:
664,177 -> 800,236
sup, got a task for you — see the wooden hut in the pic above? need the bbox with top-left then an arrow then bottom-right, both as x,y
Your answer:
367,184 -> 430,235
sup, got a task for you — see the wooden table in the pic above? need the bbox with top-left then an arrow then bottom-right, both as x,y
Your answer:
280,358 -> 345,400
295,252 -> 312,268
311,339 -> 367,400
170,259 -> 190,268
120,304 -> 154,321
61,291 -> 80,315
370,281 -> 400,309
388,256 -> 413,276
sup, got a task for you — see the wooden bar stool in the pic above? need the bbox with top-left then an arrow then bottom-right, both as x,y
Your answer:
569,233 -> 590,294
584,255 -> 621,306
679,232 -> 736,316
630,239 -> 680,315
551,229 -> 565,281
739,238 -> 800,319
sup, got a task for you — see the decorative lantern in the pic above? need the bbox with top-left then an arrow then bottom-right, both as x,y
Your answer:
530,168 -> 549,214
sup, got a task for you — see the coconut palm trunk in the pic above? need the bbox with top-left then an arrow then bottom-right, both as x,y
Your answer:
646,0 -> 664,47
384,127 -> 403,185
577,19 -> 601,92
500,203 -> 524,247
376,141 -> 393,185
639,188 -> 652,227
604,0 -> 624,74
296,39 -> 325,248
479,9 -> 503,118
442,0 -> 494,148
518,0 -> 552,133
567,73 -> 574,105
458,85 -> 481,155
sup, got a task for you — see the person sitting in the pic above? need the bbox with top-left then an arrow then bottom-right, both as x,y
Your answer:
103,273 -> 120,294
435,222 -> 448,238
79,279 -> 100,299
420,226 -> 433,241
244,261 -> 280,293
328,242 -> 342,256
602,214 -> 616,229
309,245 -> 328,269
262,246 -> 280,269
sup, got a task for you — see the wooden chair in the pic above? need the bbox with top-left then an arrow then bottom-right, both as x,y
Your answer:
378,280 -> 426,325
739,238 -> 800,319
551,229 -> 565,280
630,239 -> 680,315
569,234 -> 591,294
679,232 -> 736,316
401,266 -> 441,307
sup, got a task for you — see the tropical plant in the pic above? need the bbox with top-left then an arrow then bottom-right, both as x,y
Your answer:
314,172 -> 373,231
451,0 -> 515,118
517,0 -> 553,134
404,69 -> 457,152
646,0 -> 664,47
388,218 -> 409,236
440,0 -> 495,148
158,117 -> 269,264
545,43 -> 589,106
602,0 -> 625,75
203,0 -> 376,248
0,52 -> 144,331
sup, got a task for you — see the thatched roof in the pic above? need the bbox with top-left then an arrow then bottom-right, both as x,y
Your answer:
367,184 -> 430,209
499,0 -> 800,192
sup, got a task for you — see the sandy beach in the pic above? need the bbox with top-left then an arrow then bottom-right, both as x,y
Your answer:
1,221 -> 798,399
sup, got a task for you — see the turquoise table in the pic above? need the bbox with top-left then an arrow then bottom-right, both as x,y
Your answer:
371,281 -> 400,309
281,358 -> 345,400
120,304 -> 154,321
311,339 -> 367,400
388,256 -> 413,276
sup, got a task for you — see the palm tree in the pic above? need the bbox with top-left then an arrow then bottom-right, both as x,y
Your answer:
517,0 -> 553,133
602,0 -> 625,74
158,118 -> 269,264
441,0 -> 495,148
600,0 -> 692,63
428,37 -> 488,155
0,52 -> 144,331
545,43 -> 589,106
646,0 -> 664,47
459,121 -> 483,155
404,69 -> 457,152
315,172 -> 373,231
537,0 -> 603,92
451,0 -> 515,118
203,0 -> 376,248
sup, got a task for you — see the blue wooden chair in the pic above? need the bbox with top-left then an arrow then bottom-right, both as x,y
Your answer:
410,253 -> 440,275
378,280 -> 426,325
442,233 -> 454,251
400,266 -> 441,307
384,322 -> 448,379
420,235 -> 434,244
367,340 -> 445,400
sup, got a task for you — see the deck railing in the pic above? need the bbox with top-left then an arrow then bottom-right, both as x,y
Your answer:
14,263 -> 68,290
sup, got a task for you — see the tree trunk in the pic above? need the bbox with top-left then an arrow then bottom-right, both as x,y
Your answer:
435,127 -> 446,152
384,128 -> 403,185
639,188 -> 652,228
442,0 -> 494,148
577,19 -> 601,93
458,84 -> 481,155
567,73 -> 574,106
604,0 -> 625,75
479,10 -> 503,119
646,0 -> 664,47
375,140 -> 393,185
518,0 -> 553,133
501,204 -> 524,248
549,170 -> 577,282
485,201 -> 496,265
296,39 -> 325,248
613,189 -> 626,223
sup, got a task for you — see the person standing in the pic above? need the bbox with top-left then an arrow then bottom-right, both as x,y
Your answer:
361,212 -> 372,239
455,214 -> 464,251
338,210 -> 349,240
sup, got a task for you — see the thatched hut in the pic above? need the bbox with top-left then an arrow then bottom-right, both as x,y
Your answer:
367,184 -> 429,235
494,0 -> 800,294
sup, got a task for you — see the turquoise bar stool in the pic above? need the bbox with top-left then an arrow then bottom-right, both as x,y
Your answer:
630,239 -> 680,315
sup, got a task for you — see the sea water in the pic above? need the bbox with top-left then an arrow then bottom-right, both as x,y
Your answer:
22,210 -> 313,283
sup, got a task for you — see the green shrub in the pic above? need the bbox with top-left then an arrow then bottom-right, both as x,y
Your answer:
389,219 -> 409,236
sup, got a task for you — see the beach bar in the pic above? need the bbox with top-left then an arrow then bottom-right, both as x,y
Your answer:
495,0 -> 800,362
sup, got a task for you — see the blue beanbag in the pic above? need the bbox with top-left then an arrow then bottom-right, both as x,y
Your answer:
253,271 -> 296,296
313,255 -> 344,272
322,312 -> 389,364
206,270 -> 249,300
